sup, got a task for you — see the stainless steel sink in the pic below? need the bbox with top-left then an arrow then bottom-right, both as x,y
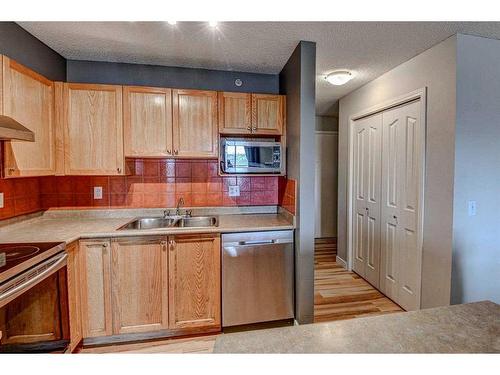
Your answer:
118,216 -> 218,230
177,216 -> 218,228
118,217 -> 177,230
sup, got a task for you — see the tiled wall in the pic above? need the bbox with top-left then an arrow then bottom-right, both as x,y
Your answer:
0,177 -> 42,220
0,158 -> 296,220
40,159 -> 279,209
279,177 -> 297,215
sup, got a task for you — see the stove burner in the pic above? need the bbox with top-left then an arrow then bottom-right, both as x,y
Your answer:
3,246 -> 40,261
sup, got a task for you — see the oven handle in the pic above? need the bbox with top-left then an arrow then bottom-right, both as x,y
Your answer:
0,253 -> 67,308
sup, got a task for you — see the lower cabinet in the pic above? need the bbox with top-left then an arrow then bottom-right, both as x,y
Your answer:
67,241 -> 83,351
168,234 -> 221,329
79,234 -> 221,343
80,239 -> 113,338
111,237 -> 169,335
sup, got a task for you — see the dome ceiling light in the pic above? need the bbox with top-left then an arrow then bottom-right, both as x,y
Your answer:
325,70 -> 354,86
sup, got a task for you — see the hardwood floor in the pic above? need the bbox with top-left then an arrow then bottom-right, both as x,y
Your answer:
314,237 -> 403,323
78,237 -> 403,353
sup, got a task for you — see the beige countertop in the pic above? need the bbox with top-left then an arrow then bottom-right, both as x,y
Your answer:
0,207 -> 294,244
213,301 -> 500,353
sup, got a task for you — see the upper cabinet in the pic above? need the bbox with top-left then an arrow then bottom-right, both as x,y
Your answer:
251,94 -> 285,135
123,86 -> 173,157
62,83 -> 124,175
218,92 -> 285,136
172,89 -> 218,158
1,56 -> 56,177
218,92 -> 252,135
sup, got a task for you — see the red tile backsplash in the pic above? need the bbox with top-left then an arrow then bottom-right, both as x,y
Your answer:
279,177 -> 297,215
0,177 -> 42,220
0,158 -> 290,220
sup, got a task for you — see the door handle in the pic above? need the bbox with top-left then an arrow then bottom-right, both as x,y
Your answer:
393,215 -> 398,224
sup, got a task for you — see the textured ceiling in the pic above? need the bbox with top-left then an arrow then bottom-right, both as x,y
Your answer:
18,21 -> 500,116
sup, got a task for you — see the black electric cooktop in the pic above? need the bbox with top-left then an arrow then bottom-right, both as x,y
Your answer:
0,242 -> 65,278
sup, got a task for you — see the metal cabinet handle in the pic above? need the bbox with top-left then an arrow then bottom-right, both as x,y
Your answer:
174,150 -> 179,155
117,167 -> 122,173
167,149 -> 172,155
169,240 -> 176,251
102,243 -> 108,248
160,240 -> 167,251
252,127 -> 257,131
7,168 -> 15,174
247,126 -> 251,131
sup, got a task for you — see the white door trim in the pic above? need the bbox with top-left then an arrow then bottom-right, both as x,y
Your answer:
346,88 -> 427,308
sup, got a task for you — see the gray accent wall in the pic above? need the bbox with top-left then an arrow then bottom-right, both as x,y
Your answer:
280,41 -> 316,324
0,22 -> 66,81
452,34 -> 500,304
315,115 -> 339,132
67,60 -> 279,93
338,36 -> 457,308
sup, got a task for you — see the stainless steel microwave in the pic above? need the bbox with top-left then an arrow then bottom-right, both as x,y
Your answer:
221,138 -> 282,174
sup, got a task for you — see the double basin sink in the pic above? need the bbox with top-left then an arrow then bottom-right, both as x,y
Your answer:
118,215 -> 218,230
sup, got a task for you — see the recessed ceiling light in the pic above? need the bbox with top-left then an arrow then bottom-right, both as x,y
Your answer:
167,21 -> 177,25
208,21 -> 218,28
325,70 -> 354,86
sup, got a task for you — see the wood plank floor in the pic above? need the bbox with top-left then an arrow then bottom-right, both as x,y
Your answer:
314,237 -> 403,323
80,238 -> 403,353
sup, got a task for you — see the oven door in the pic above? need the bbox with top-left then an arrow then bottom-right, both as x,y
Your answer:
0,252 -> 69,353
223,141 -> 281,174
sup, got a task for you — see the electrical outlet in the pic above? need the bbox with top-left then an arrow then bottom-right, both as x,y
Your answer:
467,200 -> 477,216
0,193 -> 3,208
93,186 -> 103,200
228,185 -> 240,197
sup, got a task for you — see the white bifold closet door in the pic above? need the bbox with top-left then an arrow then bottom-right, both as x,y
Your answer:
352,113 -> 382,288
379,100 -> 422,311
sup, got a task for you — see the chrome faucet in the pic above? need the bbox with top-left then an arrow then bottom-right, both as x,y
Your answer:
176,197 -> 184,216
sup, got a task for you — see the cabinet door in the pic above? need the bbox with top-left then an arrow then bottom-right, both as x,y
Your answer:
111,237 -> 169,335
218,92 -> 251,135
251,94 -> 284,135
63,83 -> 124,175
172,89 -> 218,158
80,239 -> 112,338
2,56 -> 55,177
168,234 -> 221,329
66,241 -> 83,351
123,86 -> 173,157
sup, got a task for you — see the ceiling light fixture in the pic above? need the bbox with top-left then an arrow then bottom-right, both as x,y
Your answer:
325,70 -> 354,86
208,21 -> 218,28
167,21 -> 177,25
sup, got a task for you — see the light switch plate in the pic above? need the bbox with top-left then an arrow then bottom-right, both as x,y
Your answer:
228,185 -> 240,197
468,200 -> 477,216
0,193 -> 3,208
94,186 -> 103,200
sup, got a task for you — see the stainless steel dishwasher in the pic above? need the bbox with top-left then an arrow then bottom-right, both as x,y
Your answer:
222,230 -> 294,327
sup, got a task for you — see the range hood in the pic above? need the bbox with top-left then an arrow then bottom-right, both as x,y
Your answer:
0,115 -> 35,142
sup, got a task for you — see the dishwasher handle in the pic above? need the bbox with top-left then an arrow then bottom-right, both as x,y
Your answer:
224,238 -> 293,247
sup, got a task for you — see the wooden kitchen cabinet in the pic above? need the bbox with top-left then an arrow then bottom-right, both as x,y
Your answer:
123,86 -> 173,157
218,92 -> 252,135
251,94 -> 285,135
168,234 -> 221,329
80,239 -> 113,338
62,83 -> 124,175
172,89 -> 218,158
66,241 -> 83,351
1,56 -> 56,177
110,236 -> 169,335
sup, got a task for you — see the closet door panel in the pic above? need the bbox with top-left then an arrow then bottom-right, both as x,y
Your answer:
364,116 -> 382,287
397,101 -> 422,311
352,121 -> 367,276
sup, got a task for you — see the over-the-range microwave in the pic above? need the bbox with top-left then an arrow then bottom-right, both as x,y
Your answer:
220,138 -> 282,174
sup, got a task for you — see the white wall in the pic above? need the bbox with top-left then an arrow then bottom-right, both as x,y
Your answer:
315,131 -> 338,238
452,34 -> 500,304
338,36 -> 457,308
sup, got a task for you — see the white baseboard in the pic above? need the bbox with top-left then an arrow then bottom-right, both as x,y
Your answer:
335,256 -> 347,269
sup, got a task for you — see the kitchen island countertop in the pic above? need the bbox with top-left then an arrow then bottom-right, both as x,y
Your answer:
214,301 -> 500,353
